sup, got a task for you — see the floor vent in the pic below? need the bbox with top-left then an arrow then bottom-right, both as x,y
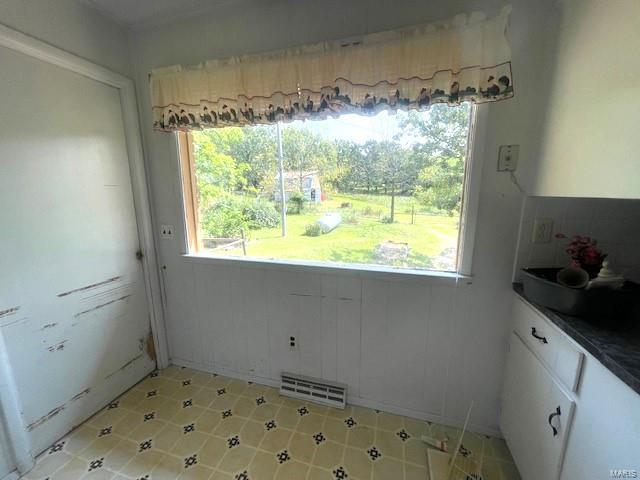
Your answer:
280,372 -> 347,409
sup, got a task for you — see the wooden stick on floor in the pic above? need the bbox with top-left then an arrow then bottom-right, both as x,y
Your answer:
447,401 -> 474,480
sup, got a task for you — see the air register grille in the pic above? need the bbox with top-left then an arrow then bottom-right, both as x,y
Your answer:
280,372 -> 347,409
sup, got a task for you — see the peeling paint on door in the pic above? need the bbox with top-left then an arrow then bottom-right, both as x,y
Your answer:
70,388 -> 90,402
0,316 -> 28,329
77,282 -> 134,303
73,295 -> 131,319
47,340 -> 68,353
0,306 -> 19,318
1,46 -> 155,456
26,406 -> 65,432
57,277 -> 122,298
104,353 -> 144,380
26,386 -> 90,432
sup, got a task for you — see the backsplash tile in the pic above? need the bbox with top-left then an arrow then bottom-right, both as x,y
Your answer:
514,197 -> 640,282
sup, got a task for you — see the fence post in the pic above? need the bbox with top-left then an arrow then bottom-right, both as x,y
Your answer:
241,229 -> 247,256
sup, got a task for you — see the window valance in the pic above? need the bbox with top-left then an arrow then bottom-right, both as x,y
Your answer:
150,6 -> 513,131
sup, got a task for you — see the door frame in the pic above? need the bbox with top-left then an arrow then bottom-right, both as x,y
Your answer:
0,22 -> 169,471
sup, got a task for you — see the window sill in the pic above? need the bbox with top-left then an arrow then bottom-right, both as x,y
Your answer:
182,253 -> 473,285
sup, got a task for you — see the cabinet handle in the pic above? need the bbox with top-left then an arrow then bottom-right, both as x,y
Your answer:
531,327 -> 548,344
548,406 -> 561,436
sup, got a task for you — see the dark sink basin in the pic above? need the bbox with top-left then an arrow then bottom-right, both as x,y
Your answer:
520,268 -> 640,323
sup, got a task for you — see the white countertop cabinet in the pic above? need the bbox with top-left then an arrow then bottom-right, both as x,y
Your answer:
501,295 -> 640,480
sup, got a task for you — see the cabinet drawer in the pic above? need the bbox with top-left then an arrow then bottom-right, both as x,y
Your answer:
513,296 -> 584,391
501,333 -> 575,480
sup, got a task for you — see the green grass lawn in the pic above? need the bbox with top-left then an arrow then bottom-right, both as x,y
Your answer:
207,193 -> 460,270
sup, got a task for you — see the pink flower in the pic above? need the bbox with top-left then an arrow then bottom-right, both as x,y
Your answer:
557,232 -> 606,270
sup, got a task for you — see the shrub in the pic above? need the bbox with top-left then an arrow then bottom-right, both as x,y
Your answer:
340,202 -> 352,208
201,195 -> 280,238
243,197 -> 280,229
201,196 -> 247,238
343,210 -> 358,224
381,215 -> 394,224
287,191 -> 306,214
362,206 -> 382,217
304,223 -> 323,237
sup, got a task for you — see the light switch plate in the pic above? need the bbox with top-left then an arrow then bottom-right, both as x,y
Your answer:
532,218 -> 553,243
160,224 -> 174,239
498,145 -> 519,171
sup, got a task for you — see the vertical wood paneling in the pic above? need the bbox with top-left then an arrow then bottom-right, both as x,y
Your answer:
423,285 -> 455,416
360,279 -> 389,402
386,281 -> 431,410
298,294 -> 323,378
170,263 -> 200,363
320,276 -> 338,382
443,286 -> 478,423
192,264 -> 233,369
237,269 -> 270,377
266,270 -> 301,378
230,268 -> 250,373
333,276 -> 362,397
172,262 -> 506,434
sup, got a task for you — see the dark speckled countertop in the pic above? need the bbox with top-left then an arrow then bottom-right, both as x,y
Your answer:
513,283 -> 640,396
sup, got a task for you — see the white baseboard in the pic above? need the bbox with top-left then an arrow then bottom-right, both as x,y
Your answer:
170,357 -> 503,438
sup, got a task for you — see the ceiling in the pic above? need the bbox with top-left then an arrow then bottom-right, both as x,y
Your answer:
81,0 -> 239,29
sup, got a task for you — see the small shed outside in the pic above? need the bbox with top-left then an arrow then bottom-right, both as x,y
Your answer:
274,171 -> 322,203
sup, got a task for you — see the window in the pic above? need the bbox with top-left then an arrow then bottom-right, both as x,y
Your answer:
178,104 -> 476,273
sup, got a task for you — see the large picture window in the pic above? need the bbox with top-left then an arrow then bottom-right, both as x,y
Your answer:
179,104 -> 474,273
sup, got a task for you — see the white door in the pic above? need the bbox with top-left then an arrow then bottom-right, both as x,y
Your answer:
501,333 -> 575,480
0,45 -> 155,455
0,419 -> 14,479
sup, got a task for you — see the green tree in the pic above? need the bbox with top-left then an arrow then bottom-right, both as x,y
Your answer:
333,139 -> 363,191
282,128 -> 329,192
398,104 -> 471,160
192,131 -> 246,207
415,157 -> 466,214
200,127 -> 277,193
192,131 -> 249,238
377,141 -> 413,222
398,104 -> 471,215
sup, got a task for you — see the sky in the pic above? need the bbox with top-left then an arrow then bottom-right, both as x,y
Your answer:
285,110 -> 414,145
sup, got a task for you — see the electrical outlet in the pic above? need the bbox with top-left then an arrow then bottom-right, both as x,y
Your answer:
289,336 -> 297,351
160,224 -> 174,239
498,145 -> 519,172
532,218 -> 553,243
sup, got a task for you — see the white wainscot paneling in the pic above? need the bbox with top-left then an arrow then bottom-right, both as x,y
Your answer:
171,262 -> 503,435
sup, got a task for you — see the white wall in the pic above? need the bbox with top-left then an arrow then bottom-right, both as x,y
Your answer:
130,0 -> 556,434
531,0 -> 640,199
514,197 -> 640,282
0,0 -> 131,75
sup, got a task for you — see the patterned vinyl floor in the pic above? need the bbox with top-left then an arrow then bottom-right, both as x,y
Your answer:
22,366 -> 520,480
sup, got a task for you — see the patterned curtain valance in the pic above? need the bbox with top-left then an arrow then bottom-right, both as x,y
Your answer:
151,6 -> 513,131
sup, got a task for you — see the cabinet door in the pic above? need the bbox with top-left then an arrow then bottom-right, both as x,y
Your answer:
513,297 -> 584,391
501,333 -> 575,480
